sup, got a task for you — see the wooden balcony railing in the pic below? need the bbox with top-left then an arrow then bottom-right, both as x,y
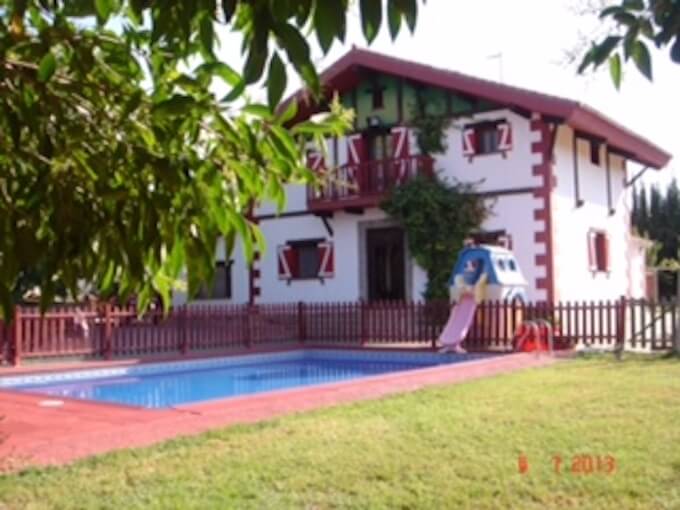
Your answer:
307,155 -> 434,211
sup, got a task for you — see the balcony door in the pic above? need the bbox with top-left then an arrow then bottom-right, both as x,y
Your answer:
365,131 -> 393,193
366,227 -> 406,301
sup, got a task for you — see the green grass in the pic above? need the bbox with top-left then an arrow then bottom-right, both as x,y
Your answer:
1,355 -> 680,509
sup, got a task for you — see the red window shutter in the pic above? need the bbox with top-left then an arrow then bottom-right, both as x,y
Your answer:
462,128 -> 477,156
318,241 -> 334,278
277,245 -> 299,279
347,134 -> 366,165
390,126 -> 410,159
498,121 -> 513,151
603,233 -> 610,272
587,231 -> 597,272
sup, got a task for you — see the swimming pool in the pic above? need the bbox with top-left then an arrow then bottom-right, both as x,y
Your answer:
0,350 -> 490,409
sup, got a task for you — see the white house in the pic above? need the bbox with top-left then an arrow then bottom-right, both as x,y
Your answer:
177,48 -> 671,306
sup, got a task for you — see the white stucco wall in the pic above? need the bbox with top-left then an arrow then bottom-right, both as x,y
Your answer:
436,110 -> 541,192
481,193 -> 546,301
551,125 -> 632,302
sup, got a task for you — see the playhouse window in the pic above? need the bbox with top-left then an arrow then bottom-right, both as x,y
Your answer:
196,260 -> 232,300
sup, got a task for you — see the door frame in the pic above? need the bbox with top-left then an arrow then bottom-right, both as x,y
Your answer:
358,219 -> 413,301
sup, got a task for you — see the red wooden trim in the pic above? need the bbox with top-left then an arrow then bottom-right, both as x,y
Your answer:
531,117 -> 556,302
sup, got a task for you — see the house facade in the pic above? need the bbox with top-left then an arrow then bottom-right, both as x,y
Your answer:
175,49 -> 670,306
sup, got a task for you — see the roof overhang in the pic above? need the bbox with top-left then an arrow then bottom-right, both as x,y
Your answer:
285,48 -> 671,169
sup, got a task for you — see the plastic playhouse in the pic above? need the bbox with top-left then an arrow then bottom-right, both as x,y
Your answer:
439,244 -> 554,353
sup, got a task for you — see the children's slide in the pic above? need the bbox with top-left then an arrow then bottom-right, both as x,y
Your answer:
438,294 -> 478,352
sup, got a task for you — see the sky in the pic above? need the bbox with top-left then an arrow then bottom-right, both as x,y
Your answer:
216,0 -> 680,188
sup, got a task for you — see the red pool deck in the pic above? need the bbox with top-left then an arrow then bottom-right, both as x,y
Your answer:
0,352 -> 559,471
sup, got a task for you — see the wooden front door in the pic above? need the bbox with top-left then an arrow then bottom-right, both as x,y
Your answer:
366,227 -> 406,301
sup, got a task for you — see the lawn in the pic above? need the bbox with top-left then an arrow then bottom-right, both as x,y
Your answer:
1,355 -> 679,509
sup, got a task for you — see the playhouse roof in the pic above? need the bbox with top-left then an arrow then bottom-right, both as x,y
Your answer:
286,47 -> 671,169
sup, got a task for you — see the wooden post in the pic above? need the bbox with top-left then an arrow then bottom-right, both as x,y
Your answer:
674,275 -> 680,355
180,306 -> 189,355
12,306 -> 21,366
360,300 -> 368,347
245,305 -> 253,349
297,301 -> 306,345
104,302 -> 113,360
615,296 -> 626,360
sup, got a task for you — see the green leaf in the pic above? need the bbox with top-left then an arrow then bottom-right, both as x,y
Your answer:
152,95 -> 197,118
387,0 -> 402,40
267,52 -> 287,110
198,13 -> 215,57
314,0 -> 344,53
198,61 -> 241,87
622,0 -> 644,10
632,40 -> 653,80
399,0 -> 418,33
274,23 -> 310,66
595,36 -> 622,65
359,0 -> 382,43
37,52 -> 56,82
671,38 -> 680,64
95,0 -> 114,23
243,45 -> 268,84
609,54 -> 622,89
275,98 -> 298,124
221,0 -> 237,22
242,103 -> 274,120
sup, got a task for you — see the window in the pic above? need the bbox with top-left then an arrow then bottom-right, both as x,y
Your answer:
197,261 -> 232,300
297,242 -> 321,279
590,140 -> 601,166
478,124 -> 501,154
462,120 -> 512,157
372,88 -> 384,109
366,132 -> 392,161
588,230 -> 609,273
278,240 -> 334,280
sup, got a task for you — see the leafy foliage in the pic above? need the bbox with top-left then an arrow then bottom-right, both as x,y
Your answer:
381,177 -> 488,301
580,0 -> 680,87
0,0 -> 424,317
410,90 -> 450,155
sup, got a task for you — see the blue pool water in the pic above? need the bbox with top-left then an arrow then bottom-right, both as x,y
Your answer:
0,350 -> 488,409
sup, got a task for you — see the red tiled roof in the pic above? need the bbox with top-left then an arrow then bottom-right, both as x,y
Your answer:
287,47 -> 671,169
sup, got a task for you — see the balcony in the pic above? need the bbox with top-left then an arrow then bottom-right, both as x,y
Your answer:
307,155 -> 434,212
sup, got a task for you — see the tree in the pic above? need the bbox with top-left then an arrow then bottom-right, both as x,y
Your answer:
0,0 -> 424,317
637,185 -> 650,235
381,177 -> 489,301
579,0 -> 680,87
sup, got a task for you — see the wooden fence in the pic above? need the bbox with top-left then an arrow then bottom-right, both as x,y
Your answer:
0,298 -> 677,365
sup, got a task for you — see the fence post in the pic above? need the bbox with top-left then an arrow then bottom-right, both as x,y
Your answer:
615,296 -> 626,359
180,306 -> 189,355
297,301 -> 306,344
245,305 -> 253,349
12,306 -> 21,366
103,302 -> 113,360
360,300 -> 368,346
